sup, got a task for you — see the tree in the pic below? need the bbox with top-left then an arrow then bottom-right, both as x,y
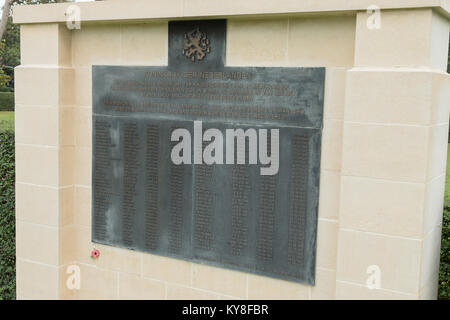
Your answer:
0,1 -> 13,42
1,16 -> 18,71
0,1 -> 64,42
0,40 -> 12,86
0,0 -> 64,88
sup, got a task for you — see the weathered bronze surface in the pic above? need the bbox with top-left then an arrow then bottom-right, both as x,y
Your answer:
92,20 -> 325,285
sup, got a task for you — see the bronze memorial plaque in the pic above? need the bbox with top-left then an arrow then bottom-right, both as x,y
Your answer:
92,20 -> 325,284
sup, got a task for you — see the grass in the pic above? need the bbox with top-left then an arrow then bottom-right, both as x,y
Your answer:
0,112 -> 14,132
445,145 -> 450,207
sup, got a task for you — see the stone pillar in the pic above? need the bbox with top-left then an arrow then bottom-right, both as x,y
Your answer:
15,23 -> 74,299
336,9 -> 450,299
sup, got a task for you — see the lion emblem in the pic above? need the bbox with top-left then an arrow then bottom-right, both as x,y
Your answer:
182,28 -> 211,62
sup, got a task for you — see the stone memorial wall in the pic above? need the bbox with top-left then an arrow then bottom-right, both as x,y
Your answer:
13,0 -> 450,300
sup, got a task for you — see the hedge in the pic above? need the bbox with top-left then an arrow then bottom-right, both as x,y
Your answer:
0,130 -> 15,300
0,92 -> 14,112
0,87 -> 13,93
439,207 -> 450,299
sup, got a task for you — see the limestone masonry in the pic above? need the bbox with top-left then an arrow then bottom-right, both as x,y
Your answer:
13,0 -> 450,300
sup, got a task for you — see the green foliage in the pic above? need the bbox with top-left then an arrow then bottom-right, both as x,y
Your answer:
439,207 -> 450,300
0,40 -> 12,89
0,21 -> 16,90
440,144 -> 450,300
0,68 -> 11,89
0,92 -> 14,111
0,1 -> 62,88
0,18 -> 19,71
0,112 -> 14,132
0,87 -> 14,93
0,130 -> 15,300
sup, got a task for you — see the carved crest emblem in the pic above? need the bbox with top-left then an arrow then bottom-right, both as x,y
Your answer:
182,28 -> 211,62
